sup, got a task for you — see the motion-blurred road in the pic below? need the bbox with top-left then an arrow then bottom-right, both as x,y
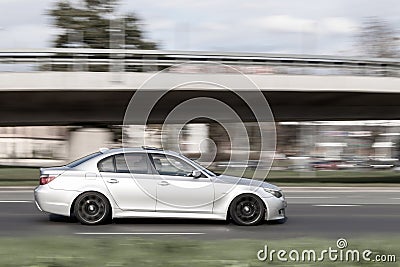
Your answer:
0,187 -> 399,239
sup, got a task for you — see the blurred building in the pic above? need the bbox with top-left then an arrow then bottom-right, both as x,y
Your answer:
0,126 -> 68,166
280,121 -> 400,157
1,121 -> 400,168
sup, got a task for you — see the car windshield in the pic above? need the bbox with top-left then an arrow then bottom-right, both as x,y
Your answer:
65,152 -> 102,168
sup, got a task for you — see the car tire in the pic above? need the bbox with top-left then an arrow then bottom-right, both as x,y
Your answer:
74,192 -> 111,225
229,194 -> 265,226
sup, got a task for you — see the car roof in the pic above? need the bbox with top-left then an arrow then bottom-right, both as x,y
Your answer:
99,147 -> 179,156
71,147 -> 181,170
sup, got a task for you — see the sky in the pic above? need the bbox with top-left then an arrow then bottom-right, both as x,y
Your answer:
0,0 -> 399,56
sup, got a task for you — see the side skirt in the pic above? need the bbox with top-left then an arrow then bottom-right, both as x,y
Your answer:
112,210 -> 226,221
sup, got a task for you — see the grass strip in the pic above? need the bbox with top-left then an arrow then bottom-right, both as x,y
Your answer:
0,236 -> 397,266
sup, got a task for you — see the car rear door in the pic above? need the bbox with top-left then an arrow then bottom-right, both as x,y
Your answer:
99,153 -> 157,211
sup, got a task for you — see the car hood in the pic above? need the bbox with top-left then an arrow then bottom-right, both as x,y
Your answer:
213,174 -> 281,191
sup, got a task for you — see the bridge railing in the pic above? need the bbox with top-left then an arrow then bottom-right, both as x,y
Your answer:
0,48 -> 399,77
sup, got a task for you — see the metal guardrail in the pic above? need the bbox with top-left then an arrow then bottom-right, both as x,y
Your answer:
0,48 -> 399,76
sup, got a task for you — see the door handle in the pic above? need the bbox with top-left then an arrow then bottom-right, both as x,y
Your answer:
106,178 -> 119,184
158,181 -> 170,186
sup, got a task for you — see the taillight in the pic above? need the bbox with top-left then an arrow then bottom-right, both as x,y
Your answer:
39,175 -> 57,185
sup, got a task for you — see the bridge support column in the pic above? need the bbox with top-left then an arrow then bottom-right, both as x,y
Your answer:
68,128 -> 113,161
124,125 -> 162,148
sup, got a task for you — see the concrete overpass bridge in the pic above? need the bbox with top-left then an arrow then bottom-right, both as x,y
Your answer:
0,48 -> 400,126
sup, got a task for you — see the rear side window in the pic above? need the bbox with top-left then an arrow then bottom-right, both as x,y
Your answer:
98,156 -> 115,172
115,154 -> 149,174
98,153 -> 150,174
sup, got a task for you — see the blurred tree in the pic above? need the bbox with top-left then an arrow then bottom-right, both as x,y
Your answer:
48,0 -> 157,49
357,17 -> 399,58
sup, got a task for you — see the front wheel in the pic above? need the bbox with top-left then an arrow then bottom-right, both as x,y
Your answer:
74,192 -> 110,225
229,194 -> 265,226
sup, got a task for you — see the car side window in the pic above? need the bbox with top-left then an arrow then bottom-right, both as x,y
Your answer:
98,156 -> 115,172
115,153 -> 149,174
150,154 -> 197,176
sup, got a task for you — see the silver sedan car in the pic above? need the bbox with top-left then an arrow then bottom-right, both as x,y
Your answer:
34,147 -> 287,226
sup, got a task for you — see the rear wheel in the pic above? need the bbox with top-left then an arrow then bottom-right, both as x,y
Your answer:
74,192 -> 110,225
229,194 -> 265,226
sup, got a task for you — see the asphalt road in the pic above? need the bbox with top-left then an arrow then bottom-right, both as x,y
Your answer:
0,187 -> 399,239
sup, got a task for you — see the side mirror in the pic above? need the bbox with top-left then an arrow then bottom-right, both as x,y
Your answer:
191,170 -> 202,178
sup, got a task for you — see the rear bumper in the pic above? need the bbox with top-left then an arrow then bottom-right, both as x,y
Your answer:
34,185 -> 78,217
34,199 -> 43,212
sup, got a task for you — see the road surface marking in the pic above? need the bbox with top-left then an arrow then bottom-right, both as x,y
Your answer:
75,232 -> 205,235
390,198 -> 400,200
289,191 -> 398,193
286,197 -> 337,199
0,191 -> 33,193
0,200 -> 32,203
313,204 -> 361,207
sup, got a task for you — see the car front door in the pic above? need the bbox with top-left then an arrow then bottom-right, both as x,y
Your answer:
99,153 -> 157,211
150,153 -> 214,213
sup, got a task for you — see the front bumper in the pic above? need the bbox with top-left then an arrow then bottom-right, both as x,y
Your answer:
264,196 -> 287,221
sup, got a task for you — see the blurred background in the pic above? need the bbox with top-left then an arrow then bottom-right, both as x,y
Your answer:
0,0 -> 399,184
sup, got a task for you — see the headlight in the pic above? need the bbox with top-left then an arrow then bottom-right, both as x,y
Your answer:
264,188 -> 283,198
